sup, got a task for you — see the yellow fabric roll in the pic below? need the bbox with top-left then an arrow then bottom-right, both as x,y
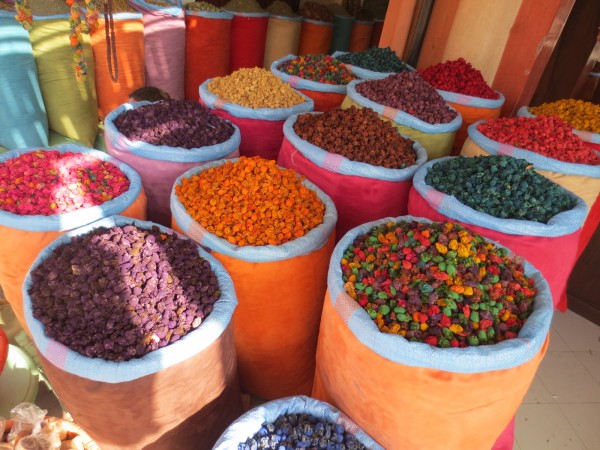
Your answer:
264,16 -> 302,69
30,18 -> 99,147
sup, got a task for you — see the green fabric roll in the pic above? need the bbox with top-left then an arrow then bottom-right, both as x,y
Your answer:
330,15 -> 354,53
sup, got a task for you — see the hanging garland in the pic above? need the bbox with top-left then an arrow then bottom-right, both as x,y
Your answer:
14,0 -> 110,81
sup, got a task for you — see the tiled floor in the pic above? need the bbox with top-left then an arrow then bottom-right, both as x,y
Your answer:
23,309 -> 600,449
514,310 -> 600,450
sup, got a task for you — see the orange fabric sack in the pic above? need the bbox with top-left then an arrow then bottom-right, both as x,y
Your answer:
23,217 -> 242,450
171,160 -> 338,400
184,10 -> 233,101
91,12 -> 145,118
298,19 -> 334,55
348,20 -> 373,52
436,90 -> 505,156
312,216 -> 553,450
0,146 -> 147,335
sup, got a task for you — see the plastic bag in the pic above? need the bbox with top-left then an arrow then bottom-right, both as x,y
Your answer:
348,20 -> 373,52
329,15 -> 354,53
343,79 -> 462,159
332,50 -> 415,80
461,121 -> 600,307
0,145 -> 147,334
7,403 -> 47,442
518,105 -> 600,151
263,15 -> 302,69
408,156 -> 587,310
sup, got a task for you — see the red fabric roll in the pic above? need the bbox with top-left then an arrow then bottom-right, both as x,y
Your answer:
230,14 -> 269,72
185,13 -> 231,101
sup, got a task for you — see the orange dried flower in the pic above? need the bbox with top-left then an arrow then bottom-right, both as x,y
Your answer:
175,157 -> 325,247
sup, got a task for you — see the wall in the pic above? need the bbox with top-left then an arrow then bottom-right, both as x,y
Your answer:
417,0 -> 522,83
379,0 -> 417,57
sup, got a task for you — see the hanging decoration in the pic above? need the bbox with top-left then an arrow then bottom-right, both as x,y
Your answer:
14,0 -> 108,81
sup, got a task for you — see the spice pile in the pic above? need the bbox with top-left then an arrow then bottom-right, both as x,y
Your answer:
477,116 -> 600,165
336,47 -> 412,74
425,156 -> 577,223
186,1 -> 224,12
300,1 -> 334,21
528,99 -> 600,133
266,0 -> 297,16
0,150 -> 130,216
294,106 -> 417,168
28,224 -> 221,361
224,0 -> 265,12
419,58 -> 499,100
175,157 -> 325,246
238,413 -> 367,450
208,68 -> 306,108
356,72 -> 458,124
24,0 -> 70,15
113,99 -> 235,149
277,54 -> 355,85
341,220 -> 537,348
105,0 -> 136,13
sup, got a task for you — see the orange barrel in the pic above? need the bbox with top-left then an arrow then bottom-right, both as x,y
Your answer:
263,14 -> 303,69
348,20 -> 373,52
298,19 -> 334,55
91,12 -> 145,118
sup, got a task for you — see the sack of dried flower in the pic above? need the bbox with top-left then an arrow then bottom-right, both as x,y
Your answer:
171,157 -> 337,400
23,216 -> 241,450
